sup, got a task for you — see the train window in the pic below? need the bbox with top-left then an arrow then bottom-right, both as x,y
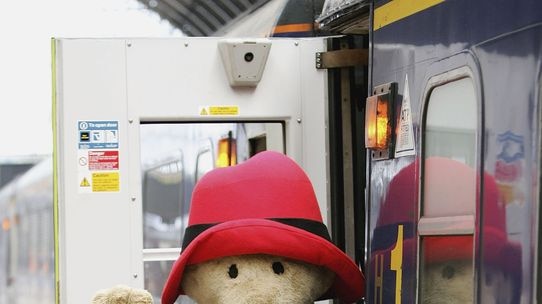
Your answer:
142,157 -> 184,249
195,143 -> 213,183
139,122 -> 284,302
424,78 -> 477,166
144,261 -> 195,304
419,77 -> 478,304
250,135 -> 267,156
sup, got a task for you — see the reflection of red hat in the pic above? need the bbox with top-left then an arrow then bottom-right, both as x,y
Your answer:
162,151 -> 365,304
373,157 -> 521,270
422,157 -> 521,271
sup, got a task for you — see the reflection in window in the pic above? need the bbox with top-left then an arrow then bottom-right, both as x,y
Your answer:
420,236 -> 474,304
425,78 -> 477,166
420,77 -> 477,304
144,261 -> 195,304
139,122 -> 285,301
143,158 -> 184,249
216,131 -> 237,167
195,145 -> 213,182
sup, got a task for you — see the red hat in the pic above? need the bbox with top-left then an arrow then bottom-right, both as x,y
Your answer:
161,151 -> 365,304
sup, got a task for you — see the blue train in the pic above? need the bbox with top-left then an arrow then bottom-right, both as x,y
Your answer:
329,0 -> 542,303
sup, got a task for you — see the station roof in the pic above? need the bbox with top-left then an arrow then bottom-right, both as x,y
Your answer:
316,0 -> 370,34
136,0 -> 271,36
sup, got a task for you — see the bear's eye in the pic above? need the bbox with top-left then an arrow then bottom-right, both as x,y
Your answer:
228,264 -> 238,279
272,262 -> 284,275
441,265 -> 455,279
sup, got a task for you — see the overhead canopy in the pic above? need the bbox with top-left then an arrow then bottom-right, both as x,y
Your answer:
137,0 -> 271,36
138,0 -> 348,37
316,0 -> 370,34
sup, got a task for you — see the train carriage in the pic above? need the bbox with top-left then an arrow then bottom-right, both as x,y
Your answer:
344,0 -> 542,302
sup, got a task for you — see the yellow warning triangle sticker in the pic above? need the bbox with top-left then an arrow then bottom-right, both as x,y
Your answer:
200,107 -> 208,115
80,177 -> 90,187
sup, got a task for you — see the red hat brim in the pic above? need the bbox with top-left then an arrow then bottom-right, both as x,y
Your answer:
162,218 -> 365,304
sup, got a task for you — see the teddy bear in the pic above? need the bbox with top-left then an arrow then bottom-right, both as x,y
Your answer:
92,284 -> 153,304
161,151 -> 365,304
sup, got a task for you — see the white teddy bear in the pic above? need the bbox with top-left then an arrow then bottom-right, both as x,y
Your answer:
161,151 -> 365,304
92,285 -> 153,304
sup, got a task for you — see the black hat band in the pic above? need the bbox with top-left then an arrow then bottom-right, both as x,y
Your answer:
182,218 -> 332,250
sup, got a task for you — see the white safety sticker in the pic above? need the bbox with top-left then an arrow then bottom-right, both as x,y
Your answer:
395,75 -> 416,157
78,120 -> 119,149
78,120 -> 120,193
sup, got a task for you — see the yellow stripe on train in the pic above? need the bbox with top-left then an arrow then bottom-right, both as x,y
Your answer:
374,0 -> 445,30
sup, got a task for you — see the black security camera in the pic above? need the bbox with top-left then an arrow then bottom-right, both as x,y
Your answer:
244,52 -> 254,62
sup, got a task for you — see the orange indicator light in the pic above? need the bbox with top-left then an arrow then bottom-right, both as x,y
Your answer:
365,94 -> 391,149
216,132 -> 237,167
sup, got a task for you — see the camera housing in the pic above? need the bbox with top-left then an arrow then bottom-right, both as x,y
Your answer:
218,39 -> 272,87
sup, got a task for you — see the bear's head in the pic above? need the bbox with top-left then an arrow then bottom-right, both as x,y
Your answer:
162,151 -> 365,304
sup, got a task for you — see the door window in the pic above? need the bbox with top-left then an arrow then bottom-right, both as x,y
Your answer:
139,122 -> 284,302
419,77 -> 478,304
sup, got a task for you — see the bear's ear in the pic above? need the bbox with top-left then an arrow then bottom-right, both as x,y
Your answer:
91,285 -> 154,304
91,288 -> 109,304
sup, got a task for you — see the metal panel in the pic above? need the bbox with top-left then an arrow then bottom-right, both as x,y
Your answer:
53,37 -> 329,303
418,215 -> 475,236
54,38 -> 137,303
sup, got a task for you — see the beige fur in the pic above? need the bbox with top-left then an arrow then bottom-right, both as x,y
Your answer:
479,267 -> 515,303
181,254 -> 335,304
420,260 -> 473,304
92,285 -> 153,304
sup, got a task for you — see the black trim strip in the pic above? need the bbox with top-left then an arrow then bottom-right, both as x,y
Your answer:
182,218 -> 332,250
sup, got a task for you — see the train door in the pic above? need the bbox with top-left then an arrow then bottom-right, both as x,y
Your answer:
417,67 -> 480,304
317,35 -> 369,282
53,37 -> 331,303
366,45 -> 531,303
367,60 -> 483,303
365,52 -> 486,303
